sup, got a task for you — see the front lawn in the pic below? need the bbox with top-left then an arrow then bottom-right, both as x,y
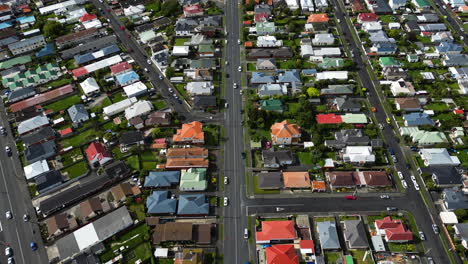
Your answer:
174,38 -> 190,45
325,252 -> 342,263
174,83 -> 188,97
456,150 -> 468,168
152,100 -> 167,110
387,243 -> 416,252
203,125 -> 219,146
424,103 -> 449,112
43,95 -> 82,112
47,77 -> 73,88
61,161 -> 89,179
126,155 -> 141,171
61,148 -> 84,167
297,151 -> 314,165
379,15 -> 397,23
60,129 -> 96,148
286,102 -> 300,113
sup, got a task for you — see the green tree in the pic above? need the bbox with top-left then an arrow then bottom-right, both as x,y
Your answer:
165,67 -> 175,79
293,9 -> 302,16
161,0 -> 181,17
152,126 -> 163,138
103,133 -> 113,142
307,87 -> 320,97
454,208 -> 467,220
43,21 -> 65,39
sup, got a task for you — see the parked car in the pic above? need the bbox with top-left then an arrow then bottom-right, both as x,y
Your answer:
386,207 -> 398,211
402,180 -> 408,189
233,83 -> 238,89
5,210 -> 12,219
23,214 -> 29,222
7,257 -> 14,264
419,231 -> 426,241
5,146 -> 11,157
5,247 -> 12,257
30,242 -> 37,251
397,171 -> 404,179
244,228 -> 249,239
224,177 -> 229,185
432,224 -> 439,234
345,196 -> 357,200
380,195 -> 390,199
0,126 -> 6,136
238,66 -> 242,72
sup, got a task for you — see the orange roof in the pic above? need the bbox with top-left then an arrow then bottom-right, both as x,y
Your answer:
460,5 -> 468,11
173,121 -> 204,142
166,147 -> 208,158
245,41 -> 253,47
312,180 -> 326,190
271,120 -> 301,139
165,157 -> 209,168
60,127 -> 72,136
256,221 -> 296,242
307,14 -> 329,23
283,172 -> 311,188
266,244 -> 299,264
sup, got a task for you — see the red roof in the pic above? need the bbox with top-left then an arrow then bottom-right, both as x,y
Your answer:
183,4 -> 203,15
72,67 -> 89,78
154,138 -> 166,144
243,21 -> 252,25
85,142 -> 112,163
421,31 -> 431,36
316,114 -> 343,124
110,61 -> 132,75
60,127 -> 73,136
454,109 -> 464,114
79,13 -> 97,22
256,221 -> 296,242
375,217 -> 413,242
255,12 -> 269,22
357,13 -> 379,22
266,245 -> 299,264
299,240 -> 314,252
10,85 -> 75,112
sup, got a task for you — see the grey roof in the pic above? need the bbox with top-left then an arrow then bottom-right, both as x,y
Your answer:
419,23 -> 447,32
146,191 -> 177,214
35,170 -> 64,194
256,58 -> 276,69
60,35 -> 117,59
278,69 -> 301,83
321,85 -> 354,95
454,223 -> 468,240
254,4 -> 272,15
21,126 -> 56,146
135,17 -> 171,32
371,0 -> 392,14
325,129 -> 370,149
343,220 -> 369,248
175,18 -> 198,32
199,16 -> 222,27
67,104 -> 89,123
421,167 -> 462,186
8,35 -> 44,50
258,172 -> 283,189
335,98 -> 361,111
120,130 -> 144,146
443,188 -> 468,210
18,115 -> 49,135
444,54 -> 468,66
193,95 -> 217,108
251,72 -> 275,84
56,231 -> 80,261
74,44 -> 120,65
262,149 -> 293,167
144,171 -> 181,187
369,30 -> 395,43
317,221 -> 341,249
93,206 -> 133,240
8,87 -> 36,102
25,140 -> 56,163
177,194 -> 209,215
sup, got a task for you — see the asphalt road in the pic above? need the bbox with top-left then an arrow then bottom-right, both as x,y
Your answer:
0,102 -> 48,264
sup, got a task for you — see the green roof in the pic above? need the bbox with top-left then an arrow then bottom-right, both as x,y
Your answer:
180,168 -> 207,191
412,131 -> 447,144
345,255 -> 354,264
318,58 -> 344,69
341,113 -> 368,124
414,0 -> 430,7
260,99 -> 283,111
198,44 -> 214,53
379,57 -> 399,67
256,22 -> 275,33
2,63 -> 61,90
0,55 -> 31,70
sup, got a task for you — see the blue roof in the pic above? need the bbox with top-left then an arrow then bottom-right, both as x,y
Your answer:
302,69 -> 317,75
177,194 -> 209,215
116,71 -> 139,85
146,191 -> 177,214
144,171 -> 180,187
436,42 -> 463,53
0,21 -> 13,30
36,43 -> 55,58
375,42 -> 397,52
16,16 -> 36,24
403,112 -> 435,126
278,69 -> 301,83
250,72 -> 275,84
74,44 -> 120,65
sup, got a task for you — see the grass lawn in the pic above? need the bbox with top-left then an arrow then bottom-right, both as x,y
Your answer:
203,125 -> 219,146
60,129 -> 96,148
325,252 -> 342,263
247,63 -> 256,71
174,83 -> 188,97
152,100 -> 167,110
174,38 -> 190,45
142,161 -> 157,170
253,175 -> 280,194
286,102 -> 300,113
387,242 -> 416,252
100,224 -> 151,262
112,146 -> 127,160
128,203 -> 146,221
276,60 -> 296,69
61,148 -> 84,167
61,161 -> 88,179
141,151 -> 156,160
350,250 -> 375,264
126,242 -> 152,264
456,150 -> 468,167
155,259 -> 174,264
379,15 -> 397,23
90,97 -> 112,113
47,77 -> 73,88
43,95 -> 82,112
297,151 -> 314,165
425,103 -> 449,112
126,155 -> 140,171
110,92 -> 125,103
315,216 -> 335,222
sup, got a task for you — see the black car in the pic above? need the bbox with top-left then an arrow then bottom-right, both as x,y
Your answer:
241,152 -> 246,159
5,146 -> 11,157
226,73 -> 230,78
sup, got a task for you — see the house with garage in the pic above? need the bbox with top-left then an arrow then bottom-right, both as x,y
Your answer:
85,142 -> 112,167
262,149 -> 294,168
343,220 -> 369,249
375,217 -> 413,242
317,221 -> 340,250
256,220 -> 297,244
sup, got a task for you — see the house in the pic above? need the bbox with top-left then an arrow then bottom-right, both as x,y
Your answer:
285,0 -> 300,9
394,98 -> 422,111
307,14 -> 329,25
283,171 -> 311,188
251,72 -> 276,85
351,0 -> 366,11
257,36 -> 282,47
389,0 -> 407,9
383,67 -> 408,80
145,111 -> 171,126
412,0 -> 430,9
258,84 -> 288,96
180,168 -> 207,191
80,77 -> 100,96
56,28 -> 99,49
36,170 -> 64,194
103,97 -> 137,116
317,221 -> 340,250
175,18 -> 199,36
198,44 -> 214,57
110,61 -> 132,76
192,96 -> 217,110
144,171 -> 181,188
2,63 -> 63,90
442,188 -> 468,210
436,42 -> 463,55
318,58 -> 345,69
431,31 -> 453,43
316,71 -> 348,81
343,220 -> 369,249
120,131 -> 144,148
266,245 -> 299,264
258,172 -> 284,189
410,131 -> 447,146
316,113 -> 343,124
146,191 -> 177,214
271,120 -> 301,145
111,182 -> 140,203
116,71 -> 139,86
403,112 -> 434,126
371,42 -> 397,55
173,121 -> 204,144
443,54 -> 468,67
255,4 -> 273,15
419,23 -> 447,32
459,5 -> 468,13
7,88 -> 36,103
419,148 -> 461,166
257,58 -> 277,70
8,35 -> 45,55
173,46 -> 190,57
85,142 -> 112,166
67,104 -> 89,124
326,171 -> 356,189
80,197 -> 103,220
46,213 -> 71,237
313,47 -> 341,57
23,159 -> 50,180
125,100 -> 153,121
152,222 -> 193,244
260,99 -> 284,112
177,194 -> 209,216
256,220 -> 296,244
254,12 -> 269,23
357,13 -> 379,23
314,0 -> 329,10
362,22 -> 382,33
390,79 -> 415,96
342,146 -> 375,165
421,167 -> 463,187
174,248 -> 204,263
333,98 -> 361,112
21,126 -> 56,147
123,81 -> 148,98
256,22 -> 276,35
139,30 -> 157,44
25,140 -> 56,164
186,81 -> 214,95
167,147 -> 208,159
262,149 -> 294,168
325,129 -> 370,149
369,31 -> 395,44
312,33 -> 335,46
165,157 -> 209,169
183,4 -> 204,17
375,217 -> 413,242
60,35 -> 117,59
454,223 -> 468,249
123,5 -> 144,16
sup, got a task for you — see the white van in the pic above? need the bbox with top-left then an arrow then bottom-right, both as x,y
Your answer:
244,228 -> 249,239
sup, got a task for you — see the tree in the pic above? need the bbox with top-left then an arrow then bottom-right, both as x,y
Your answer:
307,87 -> 320,97
152,127 -> 163,138
165,67 -> 175,79
43,21 -> 65,39
161,0 -> 181,17
454,208 -> 467,220
288,21 -> 299,33
293,9 -> 302,16
103,133 -> 113,142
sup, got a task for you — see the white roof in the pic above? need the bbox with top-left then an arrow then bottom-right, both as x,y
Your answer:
18,115 -> 49,135
388,22 -> 401,28
125,100 -> 154,120
80,77 -> 100,95
154,248 -> 169,257
285,0 -> 299,8
439,212 -> 459,224
84,55 -> 122,73
123,81 -> 148,98
124,5 -> 145,16
103,97 -> 137,116
186,81 -> 214,95
172,46 -> 190,55
23,159 -> 50,180
313,47 -> 341,56
66,8 -> 87,22
83,20 -> 102,29
39,0 -> 88,14
73,223 -> 99,250
316,71 -> 348,80
362,22 -> 382,31
371,236 -> 385,252
301,44 -> 313,56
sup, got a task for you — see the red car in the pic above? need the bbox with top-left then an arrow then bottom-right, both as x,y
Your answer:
120,26 -> 125,30
345,196 -> 357,200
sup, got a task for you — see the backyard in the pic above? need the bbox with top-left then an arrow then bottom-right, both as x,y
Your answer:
60,129 -> 97,148
350,250 -> 375,264
43,95 -> 82,112
61,161 -> 88,179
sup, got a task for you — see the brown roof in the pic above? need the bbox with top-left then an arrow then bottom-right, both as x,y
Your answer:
312,180 -> 326,190
145,111 -> 171,126
10,85 -> 74,112
166,148 -> 208,159
80,197 -> 103,218
56,28 -> 98,44
46,213 -> 69,235
165,158 -> 209,169
152,222 -> 193,244
362,171 -> 391,186
0,28 -> 16,40
146,216 -> 160,226
282,172 -> 311,188
193,224 -> 212,244
394,98 -> 421,109
326,171 -> 355,187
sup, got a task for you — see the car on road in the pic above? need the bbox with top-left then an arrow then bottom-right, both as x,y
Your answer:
0,126 -> 6,136
225,102 -> 228,108
414,183 -> 420,191
419,231 -> 426,241
30,242 -> 38,251
386,117 -> 391,124
224,177 -> 228,184
233,83 -> 238,89
5,146 -> 11,156
119,26 -> 125,30
380,195 -> 390,199
225,61 -> 228,65
402,180 -> 408,189
427,257 -> 434,264
238,66 -> 241,72
159,75 -> 164,80
244,228 -> 249,239
5,247 -> 12,257
276,207 -> 284,211
410,146 -> 419,152
371,107 -> 377,112
23,214 -> 29,222
7,257 -> 14,264
397,171 -> 404,179
226,73 -> 229,78
5,210 -> 12,219
345,196 -> 357,200
241,152 -> 246,159
238,39 -> 241,44
432,224 -> 439,234
410,175 -> 416,182
147,59 -> 152,65
223,197 -> 228,206
392,155 -> 398,163
144,68 -> 149,72
386,207 -> 398,211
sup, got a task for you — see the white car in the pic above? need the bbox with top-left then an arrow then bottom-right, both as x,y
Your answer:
414,183 -> 420,191
238,66 -> 241,72
233,83 -> 238,89
5,211 -> 12,219
23,214 -> 29,222
397,171 -> 404,179
5,247 -> 12,257
410,175 -> 416,182
144,68 -> 149,72
147,59 -> 152,65
224,177 -> 229,184
380,195 -> 390,199
238,39 -> 241,44
223,197 -> 229,206
225,61 -> 228,65
7,257 -> 14,264
402,180 -> 408,189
